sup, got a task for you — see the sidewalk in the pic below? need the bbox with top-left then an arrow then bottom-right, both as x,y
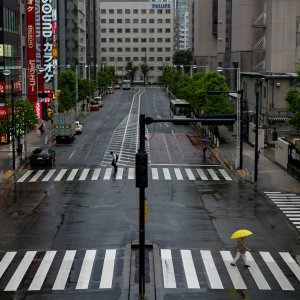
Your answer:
211,125 -> 300,193
0,100 -> 88,180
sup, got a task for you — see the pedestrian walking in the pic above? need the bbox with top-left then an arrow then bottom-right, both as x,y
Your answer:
17,143 -> 23,158
231,237 -> 251,268
110,151 -> 119,172
203,144 -> 208,158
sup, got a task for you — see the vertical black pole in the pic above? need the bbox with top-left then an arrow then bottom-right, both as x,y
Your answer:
239,89 -> 243,169
11,80 -> 15,170
254,87 -> 259,182
139,114 -> 145,299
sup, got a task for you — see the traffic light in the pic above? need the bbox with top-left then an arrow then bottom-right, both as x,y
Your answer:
200,114 -> 236,125
38,92 -> 53,98
136,152 -> 148,188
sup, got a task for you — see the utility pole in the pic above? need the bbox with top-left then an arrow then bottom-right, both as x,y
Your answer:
254,81 -> 260,182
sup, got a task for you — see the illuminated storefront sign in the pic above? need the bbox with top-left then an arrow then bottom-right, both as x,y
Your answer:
26,0 -> 37,102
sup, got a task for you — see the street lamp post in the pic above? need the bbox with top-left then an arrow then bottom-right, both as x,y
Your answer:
217,67 -> 243,169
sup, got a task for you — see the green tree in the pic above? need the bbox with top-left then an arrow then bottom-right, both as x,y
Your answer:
125,61 -> 138,82
58,69 -> 76,112
172,49 -> 193,66
140,63 -> 149,84
285,67 -> 300,130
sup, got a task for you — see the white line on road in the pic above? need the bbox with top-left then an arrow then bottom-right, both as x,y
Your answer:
196,169 -> 208,180
54,169 -> 67,181
128,168 -> 135,179
151,168 -> 159,180
279,252 -> 300,282
104,168 -> 112,180
163,168 -> 171,180
67,169 -> 79,181
68,150 -> 76,160
99,249 -> 116,289
174,168 -> 183,180
185,168 -> 196,180
0,252 -> 16,280
161,249 -> 176,288
91,168 -> 101,180
17,170 -> 34,183
181,250 -> 200,288
79,168 -> 90,180
29,170 -> 45,182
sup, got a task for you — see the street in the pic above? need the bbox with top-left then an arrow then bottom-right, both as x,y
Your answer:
0,87 -> 299,300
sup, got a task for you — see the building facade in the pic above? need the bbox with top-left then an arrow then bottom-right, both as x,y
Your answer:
98,0 -> 175,82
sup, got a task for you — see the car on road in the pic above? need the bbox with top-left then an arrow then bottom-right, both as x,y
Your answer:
94,96 -> 103,107
114,83 -> 120,89
75,121 -> 83,134
89,100 -> 100,111
107,86 -> 113,94
30,147 -> 56,168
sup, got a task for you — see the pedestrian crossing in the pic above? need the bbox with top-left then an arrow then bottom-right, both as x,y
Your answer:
265,192 -> 300,231
0,248 -> 299,292
16,166 -> 233,183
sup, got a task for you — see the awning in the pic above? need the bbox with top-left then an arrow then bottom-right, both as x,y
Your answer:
268,116 -> 290,122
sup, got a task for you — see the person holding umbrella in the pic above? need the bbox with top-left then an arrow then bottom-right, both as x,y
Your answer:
230,229 -> 253,268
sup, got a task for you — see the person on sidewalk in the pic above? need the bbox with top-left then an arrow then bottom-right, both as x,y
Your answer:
231,237 -> 251,268
203,144 -> 208,158
17,143 -> 23,159
110,151 -> 118,172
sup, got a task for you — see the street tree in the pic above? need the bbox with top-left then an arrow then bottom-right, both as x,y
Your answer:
125,61 -> 138,82
58,69 -> 76,111
140,63 -> 149,84
285,67 -> 300,130
172,49 -> 193,72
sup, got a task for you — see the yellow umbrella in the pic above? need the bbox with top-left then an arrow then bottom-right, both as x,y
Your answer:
230,229 -> 253,239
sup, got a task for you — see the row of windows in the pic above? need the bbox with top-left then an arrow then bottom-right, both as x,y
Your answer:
3,8 -> 19,34
102,57 -> 171,63
101,28 -> 171,34
100,18 -> 171,24
100,9 -> 171,15
101,48 -> 171,53
101,38 -> 171,43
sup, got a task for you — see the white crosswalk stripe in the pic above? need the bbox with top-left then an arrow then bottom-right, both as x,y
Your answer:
0,248 -> 300,292
16,167 -> 233,183
265,192 -> 300,231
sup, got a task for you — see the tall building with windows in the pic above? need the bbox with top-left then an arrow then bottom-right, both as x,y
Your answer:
98,0 -> 175,82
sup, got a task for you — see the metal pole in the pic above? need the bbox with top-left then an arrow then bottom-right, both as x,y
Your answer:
138,114 -> 146,299
254,85 -> 260,182
11,80 -> 15,170
76,65 -> 79,103
235,68 -> 241,169
239,89 -> 244,169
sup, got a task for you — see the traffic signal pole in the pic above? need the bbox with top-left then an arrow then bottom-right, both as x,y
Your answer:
136,114 -> 236,299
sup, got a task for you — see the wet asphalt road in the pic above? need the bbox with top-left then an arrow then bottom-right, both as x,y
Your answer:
0,87 -> 299,300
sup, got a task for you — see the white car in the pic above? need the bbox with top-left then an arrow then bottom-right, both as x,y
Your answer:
75,121 -> 83,134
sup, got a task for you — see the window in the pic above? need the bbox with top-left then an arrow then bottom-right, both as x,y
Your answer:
101,38 -> 106,42
117,38 -> 122,43
165,28 -> 171,33
125,9 -> 130,14
166,57 -> 171,62
117,28 -> 122,33
101,19 -> 106,24
133,57 -> 139,61
141,47 -> 146,52
141,19 -> 147,24
109,9 -> 114,14
149,28 -> 155,33
157,47 -> 163,52
157,19 -> 163,24
101,9 -> 106,14
165,47 -> 171,52
133,19 -> 138,23
125,38 -> 130,42
117,9 -> 122,14
149,48 -> 154,52
117,48 -> 122,52
101,48 -> 106,52
149,9 -> 154,14
166,19 -> 171,24
109,28 -> 114,33
125,48 -> 130,52
125,28 -> 130,33
149,38 -> 154,43
117,57 -> 123,61
157,38 -> 163,43
141,38 -> 146,43
133,28 -> 138,33
157,57 -> 163,62
109,38 -> 114,43
133,38 -> 138,43
102,57 -> 107,61
165,38 -> 171,42
149,57 -> 154,62
109,19 -> 114,24
166,9 -> 171,14
149,19 -> 154,24
109,57 -> 114,62
117,19 -> 122,24
142,28 -> 146,33
150,66 -> 154,71
133,48 -> 139,52
125,19 -> 130,24
157,28 -> 162,33
126,57 -> 131,61
158,9 -> 162,14
101,28 -> 106,33
141,9 -> 147,14
109,48 -> 114,52
133,9 -> 138,14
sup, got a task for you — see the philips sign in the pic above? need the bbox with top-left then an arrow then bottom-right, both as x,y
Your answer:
152,3 -> 171,9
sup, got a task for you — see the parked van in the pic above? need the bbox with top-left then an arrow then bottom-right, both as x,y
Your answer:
94,96 -> 102,107
107,86 -> 113,94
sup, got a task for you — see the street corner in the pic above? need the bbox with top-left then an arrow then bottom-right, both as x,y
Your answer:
1,170 -> 14,180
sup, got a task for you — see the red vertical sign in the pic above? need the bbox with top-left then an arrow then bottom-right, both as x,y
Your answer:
26,0 -> 37,102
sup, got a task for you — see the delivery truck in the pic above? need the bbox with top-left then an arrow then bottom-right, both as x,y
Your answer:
53,114 -> 76,143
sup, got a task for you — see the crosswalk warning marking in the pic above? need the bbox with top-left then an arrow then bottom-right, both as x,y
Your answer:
279,252 -> 300,282
17,170 -> 34,183
0,252 -> 17,280
180,250 -> 200,289
104,168 -> 112,180
151,168 -> 159,180
28,251 -> 57,291
174,168 -> 183,180
79,168 -> 90,181
161,249 -> 176,288
200,250 -> 223,289
76,250 -> 97,290
4,251 -> 37,291
128,168 -> 135,179
52,250 -> 76,290
196,168 -> 208,180
67,169 -> 79,181
185,168 -> 196,180
116,168 -> 124,180
54,169 -> 67,181
207,169 -> 220,181
100,249 -> 116,289
260,251 -> 294,291
219,169 -> 232,181
29,170 -> 45,182
220,251 -> 247,290
245,252 -> 271,290
42,169 -> 56,182
163,168 -> 171,180
91,168 -> 101,180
